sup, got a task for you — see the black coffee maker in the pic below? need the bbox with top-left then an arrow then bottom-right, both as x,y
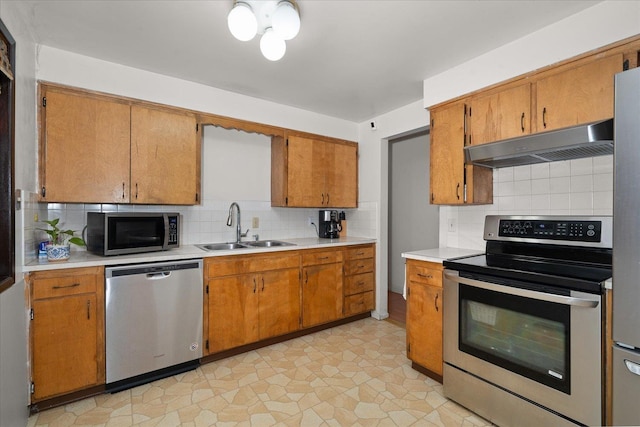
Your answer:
319,210 -> 341,239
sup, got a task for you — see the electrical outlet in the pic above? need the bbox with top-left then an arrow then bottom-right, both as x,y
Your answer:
448,218 -> 457,232
307,216 -> 313,226
252,217 -> 259,228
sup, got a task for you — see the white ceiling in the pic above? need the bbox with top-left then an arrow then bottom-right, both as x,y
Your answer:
14,0 -> 601,122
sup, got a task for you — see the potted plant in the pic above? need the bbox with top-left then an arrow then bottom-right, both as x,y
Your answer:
38,218 -> 85,262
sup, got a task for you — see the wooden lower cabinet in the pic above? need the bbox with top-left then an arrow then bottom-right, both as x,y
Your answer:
343,244 -> 375,316
405,259 -> 444,381
205,252 -> 300,354
301,250 -> 344,328
28,266 -> 105,402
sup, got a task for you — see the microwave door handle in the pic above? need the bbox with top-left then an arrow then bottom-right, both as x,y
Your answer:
163,214 -> 170,248
444,271 -> 600,308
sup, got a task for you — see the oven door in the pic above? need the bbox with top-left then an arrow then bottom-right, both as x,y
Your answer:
443,269 -> 602,426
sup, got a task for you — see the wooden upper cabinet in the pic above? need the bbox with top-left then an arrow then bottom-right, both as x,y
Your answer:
470,83 -> 531,145
430,100 -> 493,206
39,87 -> 131,203
131,105 -> 200,205
38,83 -> 201,205
536,53 -> 623,132
430,101 -> 466,205
273,134 -> 358,208
326,142 -> 358,208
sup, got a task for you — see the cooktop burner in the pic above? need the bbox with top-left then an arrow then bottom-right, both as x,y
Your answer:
443,215 -> 613,294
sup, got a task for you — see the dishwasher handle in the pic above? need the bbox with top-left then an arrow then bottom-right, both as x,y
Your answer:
146,271 -> 171,280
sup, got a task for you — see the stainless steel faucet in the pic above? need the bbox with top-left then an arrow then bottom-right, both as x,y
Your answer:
226,202 -> 249,243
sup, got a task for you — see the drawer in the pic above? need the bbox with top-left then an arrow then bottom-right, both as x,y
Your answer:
344,272 -> 374,296
32,273 -> 99,300
301,249 -> 343,266
246,253 -> 299,272
205,256 -> 245,278
344,258 -> 374,275
406,261 -> 443,287
344,245 -> 374,261
344,291 -> 374,316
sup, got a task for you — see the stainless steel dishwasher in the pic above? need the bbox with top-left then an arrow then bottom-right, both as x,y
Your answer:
105,259 -> 203,391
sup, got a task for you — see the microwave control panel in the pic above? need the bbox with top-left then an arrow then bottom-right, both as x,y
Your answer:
168,216 -> 179,245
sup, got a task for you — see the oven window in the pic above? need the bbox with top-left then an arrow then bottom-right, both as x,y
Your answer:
107,217 -> 164,250
459,284 -> 570,394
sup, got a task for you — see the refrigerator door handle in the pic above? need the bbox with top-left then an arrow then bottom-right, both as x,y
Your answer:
624,359 -> 640,376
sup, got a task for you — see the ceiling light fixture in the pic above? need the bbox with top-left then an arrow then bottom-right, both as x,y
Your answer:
227,0 -> 300,61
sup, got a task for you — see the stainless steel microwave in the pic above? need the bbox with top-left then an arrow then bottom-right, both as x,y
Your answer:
86,212 -> 180,256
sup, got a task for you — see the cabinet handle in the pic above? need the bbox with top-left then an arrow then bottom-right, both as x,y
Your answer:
327,193 -> 330,205
122,182 -> 125,199
542,107 -> 547,129
456,183 -> 460,200
261,277 -> 265,292
135,183 -> 139,199
417,273 -> 433,279
321,193 -> 325,205
305,271 -> 308,284
435,293 -> 439,312
87,300 -> 91,320
521,112 -> 525,132
253,278 -> 257,293
52,283 -> 80,290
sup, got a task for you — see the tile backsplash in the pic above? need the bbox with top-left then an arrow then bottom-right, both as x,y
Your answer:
22,194 -> 377,263
440,155 -> 614,250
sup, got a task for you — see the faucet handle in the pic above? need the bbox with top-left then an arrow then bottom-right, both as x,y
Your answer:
241,229 -> 250,238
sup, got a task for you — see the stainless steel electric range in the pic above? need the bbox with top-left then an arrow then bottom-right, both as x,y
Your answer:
442,215 -> 612,427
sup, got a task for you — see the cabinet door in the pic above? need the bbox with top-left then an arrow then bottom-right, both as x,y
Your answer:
536,54 -> 623,132
131,106 -> 200,205
40,88 -> 131,203
325,142 -> 358,208
470,83 -> 531,145
406,282 -> 443,376
301,263 -> 343,327
286,135 -> 325,207
32,294 -> 99,400
430,101 -> 466,204
258,269 -> 301,340
207,276 -> 259,354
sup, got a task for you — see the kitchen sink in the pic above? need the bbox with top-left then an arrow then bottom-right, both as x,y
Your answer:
244,240 -> 296,248
196,240 -> 295,251
197,242 -> 249,251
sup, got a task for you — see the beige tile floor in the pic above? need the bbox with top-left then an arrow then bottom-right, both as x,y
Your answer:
27,318 -> 492,427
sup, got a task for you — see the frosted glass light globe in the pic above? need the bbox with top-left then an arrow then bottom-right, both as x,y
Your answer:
227,2 -> 257,41
272,1 -> 300,40
260,28 -> 286,61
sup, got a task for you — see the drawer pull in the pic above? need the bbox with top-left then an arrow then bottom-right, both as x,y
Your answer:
417,273 -> 433,279
357,281 -> 364,286
356,252 -> 365,256
318,256 -> 329,260
52,283 -> 81,290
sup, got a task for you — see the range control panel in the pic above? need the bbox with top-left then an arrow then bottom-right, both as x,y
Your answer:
498,219 -> 602,242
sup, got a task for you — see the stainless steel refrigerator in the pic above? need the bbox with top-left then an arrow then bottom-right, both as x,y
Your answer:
613,66 -> 640,426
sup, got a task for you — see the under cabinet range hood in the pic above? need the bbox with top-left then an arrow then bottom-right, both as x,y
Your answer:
464,118 -> 613,169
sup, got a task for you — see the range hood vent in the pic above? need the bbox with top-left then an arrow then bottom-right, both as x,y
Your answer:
464,118 -> 613,169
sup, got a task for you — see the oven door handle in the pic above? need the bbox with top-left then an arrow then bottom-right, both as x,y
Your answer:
444,271 -> 600,308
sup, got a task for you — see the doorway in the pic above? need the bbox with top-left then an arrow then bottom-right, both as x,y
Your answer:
387,129 -> 439,324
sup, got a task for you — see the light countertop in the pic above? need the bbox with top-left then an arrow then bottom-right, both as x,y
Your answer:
401,247 -> 483,263
24,236 -> 377,272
